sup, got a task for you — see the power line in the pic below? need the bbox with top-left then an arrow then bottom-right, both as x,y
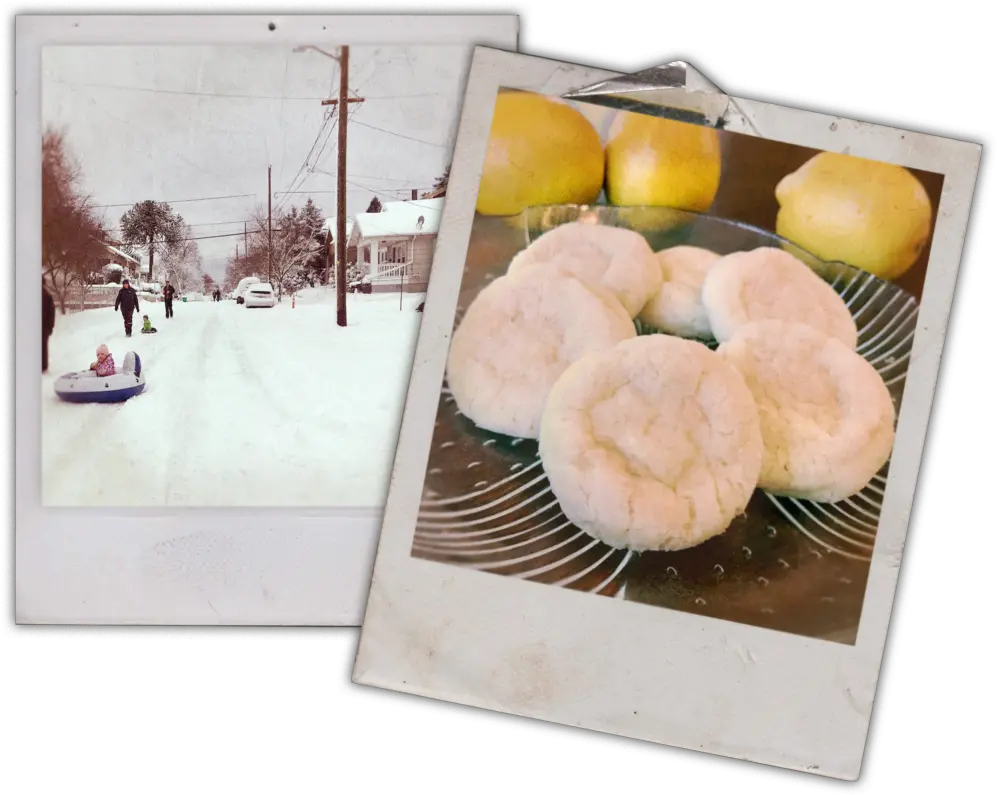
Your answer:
93,193 -> 256,209
350,119 -> 448,149
274,102 -> 360,214
312,167 -> 435,186
276,102 -> 364,214
274,114 -> 337,214
346,180 -> 444,211
187,231 -> 255,241
109,218 -> 253,232
51,79 -> 445,102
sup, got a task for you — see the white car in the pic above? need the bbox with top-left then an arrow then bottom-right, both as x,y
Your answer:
234,276 -> 261,304
244,283 -> 276,308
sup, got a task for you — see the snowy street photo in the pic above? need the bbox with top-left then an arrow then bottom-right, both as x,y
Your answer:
40,43 -> 463,507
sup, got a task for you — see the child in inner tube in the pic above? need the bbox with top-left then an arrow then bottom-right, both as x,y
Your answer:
141,315 -> 158,334
89,344 -> 116,377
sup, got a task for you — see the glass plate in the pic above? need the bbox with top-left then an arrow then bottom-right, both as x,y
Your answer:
414,205 -> 918,644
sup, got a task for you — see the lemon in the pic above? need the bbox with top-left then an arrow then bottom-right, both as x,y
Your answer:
775,152 -> 932,280
605,111 -> 722,211
476,90 -> 604,216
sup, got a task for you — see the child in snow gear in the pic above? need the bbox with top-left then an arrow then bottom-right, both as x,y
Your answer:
114,279 -> 140,337
163,281 -> 176,318
89,344 -> 116,377
141,315 -> 158,334
42,277 -> 55,372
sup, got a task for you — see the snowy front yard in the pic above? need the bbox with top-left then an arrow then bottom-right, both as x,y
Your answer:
41,288 -> 424,507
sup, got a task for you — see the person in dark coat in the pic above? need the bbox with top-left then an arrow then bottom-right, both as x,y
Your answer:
42,277 -> 56,373
114,278 -> 140,337
163,280 -> 176,319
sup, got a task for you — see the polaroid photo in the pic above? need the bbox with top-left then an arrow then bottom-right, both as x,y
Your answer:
15,15 -> 519,625
353,48 -> 982,778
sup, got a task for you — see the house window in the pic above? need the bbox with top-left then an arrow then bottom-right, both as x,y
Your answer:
377,240 -> 414,279
377,241 -> 410,265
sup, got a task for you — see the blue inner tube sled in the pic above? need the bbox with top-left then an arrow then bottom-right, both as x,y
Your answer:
54,351 -> 146,404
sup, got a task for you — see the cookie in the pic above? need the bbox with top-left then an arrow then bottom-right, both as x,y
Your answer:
446,267 -> 636,439
507,221 -> 661,317
717,320 -> 895,502
702,247 -> 858,348
539,334 -> 763,551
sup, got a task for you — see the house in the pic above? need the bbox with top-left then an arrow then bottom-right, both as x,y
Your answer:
345,197 -> 444,293
420,184 -> 446,200
321,218 -> 357,266
103,242 -> 143,280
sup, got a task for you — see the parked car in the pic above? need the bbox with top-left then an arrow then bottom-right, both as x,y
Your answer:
244,282 -> 276,308
234,276 -> 261,305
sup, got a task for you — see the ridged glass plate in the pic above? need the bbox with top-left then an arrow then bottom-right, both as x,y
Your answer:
413,205 -> 918,644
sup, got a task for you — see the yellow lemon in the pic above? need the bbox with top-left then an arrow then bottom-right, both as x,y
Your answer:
476,90 -> 604,216
775,152 -> 932,280
605,111 -> 722,211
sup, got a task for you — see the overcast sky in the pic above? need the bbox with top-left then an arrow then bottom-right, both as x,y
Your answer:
42,44 -> 470,279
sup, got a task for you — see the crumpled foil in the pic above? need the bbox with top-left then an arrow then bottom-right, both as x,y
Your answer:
563,60 -> 758,134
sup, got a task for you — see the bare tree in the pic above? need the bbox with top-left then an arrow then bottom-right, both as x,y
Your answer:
42,127 -> 108,313
245,204 -> 323,301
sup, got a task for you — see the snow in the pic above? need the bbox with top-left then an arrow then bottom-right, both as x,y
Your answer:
104,243 -> 141,265
321,218 -> 355,245
42,287 -> 425,507
352,197 -> 444,238
105,262 -> 124,273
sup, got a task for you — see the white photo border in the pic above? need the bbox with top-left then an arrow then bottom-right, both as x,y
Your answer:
14,16 -> 520,625
353,47 -> 982,779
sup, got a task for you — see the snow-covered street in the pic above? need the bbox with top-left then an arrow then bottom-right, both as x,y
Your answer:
42,289 -> 423,507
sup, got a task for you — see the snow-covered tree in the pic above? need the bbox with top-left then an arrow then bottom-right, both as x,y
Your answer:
119,200 -> 185,282
244,203 -> 323,301
104,263 -> 124,284
160,224 -> 202,294
299,198 -> 328,288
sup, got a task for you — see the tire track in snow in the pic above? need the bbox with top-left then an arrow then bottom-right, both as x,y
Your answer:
159,305 -> 222,506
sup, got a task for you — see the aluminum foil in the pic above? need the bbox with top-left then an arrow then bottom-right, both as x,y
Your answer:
563,60 -> 758,134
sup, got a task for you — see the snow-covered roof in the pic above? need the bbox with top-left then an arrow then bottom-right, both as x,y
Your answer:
104,243 -> 141,265
352,198 -> 444,239
321,218 -> 355,244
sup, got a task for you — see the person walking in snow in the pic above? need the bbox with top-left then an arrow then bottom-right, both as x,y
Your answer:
42,276 -> 55,373
163,280 -> 176,319
114,278 -> 140,338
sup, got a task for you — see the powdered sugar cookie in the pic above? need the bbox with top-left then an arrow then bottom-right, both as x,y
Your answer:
446,267 -> 636,439
539,335 -> 763,552
717,320 -> 895,502
638,245 -> 721,338
702,247 -> 858,348
507,221 -> 661,317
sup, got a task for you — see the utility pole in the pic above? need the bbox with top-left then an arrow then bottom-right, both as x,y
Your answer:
267,165 -> 273,284
320,46 -> 364,327
244,221 -> 248,258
